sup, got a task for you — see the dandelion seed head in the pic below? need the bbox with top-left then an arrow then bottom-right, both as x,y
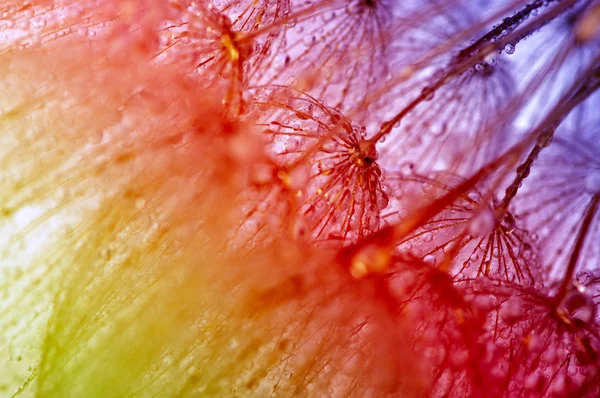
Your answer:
351,139 -> 379,167
4,0 -> 600,396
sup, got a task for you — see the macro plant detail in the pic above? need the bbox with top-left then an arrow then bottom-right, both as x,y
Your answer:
246,85 -> 389,244
1,0 -> 600,397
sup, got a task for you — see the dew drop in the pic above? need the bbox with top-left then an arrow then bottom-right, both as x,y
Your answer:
284,18 -> 297,28
430,121 -> 447,137
423,254 -> 437,266
576,271 -> 592,285
400,162 -> 415,176
302,35 -> 316,46
557,288 -> 596,326
504,43 -> 516,54
507,271 -> 516,282
376,190 -> 389,210
423,232 -> 433,242
345,1 -> 362,14
522,243 -> 534,260
322,11 -> 335,22
500,212 -> 516,234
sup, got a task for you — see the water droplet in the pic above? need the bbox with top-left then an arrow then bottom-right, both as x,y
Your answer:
576,271 -> 592,285
284,18 -> 297,28
423,254 -> 437,266
400,162 -> 415,176
521,243 -> 534,261
346,1 -> 362,14
322,11 -> 335,22
376,190 -> 389,210
504,43 -> 516,54
500,212 -> 516,234
423,232 -> 433,242
558,288 -> 595,326
430,121 -> 447,137
302,35 -> 316,46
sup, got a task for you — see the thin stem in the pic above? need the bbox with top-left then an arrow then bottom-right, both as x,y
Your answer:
455,0 -> 559,62
495,50 -> 600,212
244,1 -> 337,41
393,59 -> 600,240
339,55 -> 600,268
498,129 -> 553,212
370,0 -> 577,143
555,193 -> 600,302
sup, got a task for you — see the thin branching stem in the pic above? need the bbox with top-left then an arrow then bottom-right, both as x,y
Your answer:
556,193 -> 600,302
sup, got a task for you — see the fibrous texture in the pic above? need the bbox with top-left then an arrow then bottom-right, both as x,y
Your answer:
1,0 -> 600,397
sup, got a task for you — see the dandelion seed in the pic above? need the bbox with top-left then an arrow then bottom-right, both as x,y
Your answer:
250,86 -> 387,243
383,172 -> 542,284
